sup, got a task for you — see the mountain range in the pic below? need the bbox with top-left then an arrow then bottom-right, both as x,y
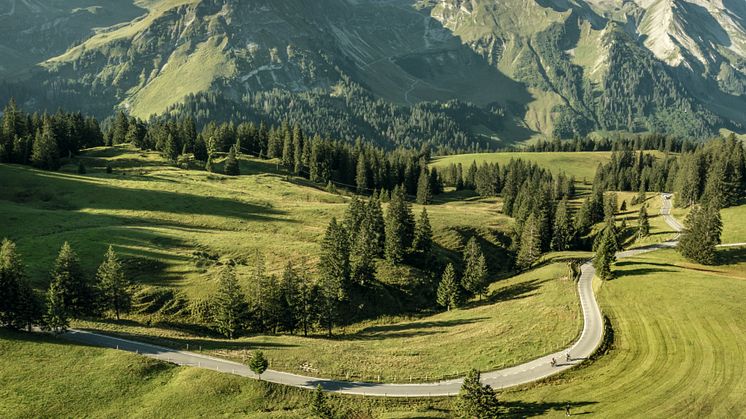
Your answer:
1,0 -> 744,146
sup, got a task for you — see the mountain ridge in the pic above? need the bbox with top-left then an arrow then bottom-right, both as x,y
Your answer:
1,0 -> 743,144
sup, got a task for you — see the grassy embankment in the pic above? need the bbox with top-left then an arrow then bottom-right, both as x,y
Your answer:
502,248 -> 746,417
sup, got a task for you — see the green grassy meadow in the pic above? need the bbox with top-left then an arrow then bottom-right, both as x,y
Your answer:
502,248 -> 746,417
76,259 -> 581,383
0,329 -> 452,418
721,204 -> 746,243
431,151 -> 614,181
0,145 -> 511,300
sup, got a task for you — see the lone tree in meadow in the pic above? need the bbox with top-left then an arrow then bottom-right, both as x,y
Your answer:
462,237 -> 489,299
678,204 -> 722,265
455,369 -> 500,418
311,385 -> 333,418
249,350 -> 269,379
214,267 -> 249,339
637,204 -> 650,238
437,263 -> 461,311
96,246 -> 132,320
224,145 -> 240,176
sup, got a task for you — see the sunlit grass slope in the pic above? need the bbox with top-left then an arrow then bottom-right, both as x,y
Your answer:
502,248 -> 746,417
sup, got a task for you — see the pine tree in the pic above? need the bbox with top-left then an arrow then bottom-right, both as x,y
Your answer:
279,262 -> 301,334
384,186 -> 415,263
363,197 -> 386,257
416,167 -> 433,204
249,350 -> 269,379
455,369 -> 500,418
95,246 -> 131,320
214,267 -> 248,339
551,198 -> 574,251
516,213 -> 542,269
311,385 -> 333,419
678,204 -> 722,265
638,204 -> 650,238
16,280 -> 42,331
350,225 -> 377,286
0,239 -> 23,328
317,218 -> 350,336
163,134 -> 179,162
356,154 -> 368,194
412,208 -> 433,258
111,111 -> 129,145
298,276 -> 318,337
224,145 -> 240,176
462,237 -> 489,299
50,242 -> 94,317
31,120 -> 60,170
593,224 -> 618,280
45,278 -> 68,333
437,263 -> 461,311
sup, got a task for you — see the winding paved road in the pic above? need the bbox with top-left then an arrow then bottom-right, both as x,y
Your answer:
61,195 -> 742,397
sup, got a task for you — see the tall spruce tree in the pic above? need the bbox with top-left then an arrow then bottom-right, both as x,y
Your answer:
317,218 -> 350,336
279,262 -> 301,334
412,208 -> 434,259
31,120 -> 60,170
224,145 -> 240,176
384,186 -> 415,263
214,267 -> 249,339
364,197 -> 386,257
50,242 -> 94,317
95,246 -> 131,320
462,237 -> 489,299
416,167 -> 433,204
593,224 -> 618,280
437,263 -> 461,311
350,225 -> 377,286
638,204 -> 650,238
678,204 -> 722,265
551,198 -> 574,251
455,369 -> 501,418
45,278 -> 68,333
356,154 -> 368,194
311,385 -> 333,418
516,213 -> 542,269
0,239 -> 23,328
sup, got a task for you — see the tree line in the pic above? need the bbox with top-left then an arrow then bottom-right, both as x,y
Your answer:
0,99 -> 103,169
0,239 -> 132,332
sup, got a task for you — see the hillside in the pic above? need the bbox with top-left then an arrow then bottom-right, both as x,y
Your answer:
0,0 -> 743,144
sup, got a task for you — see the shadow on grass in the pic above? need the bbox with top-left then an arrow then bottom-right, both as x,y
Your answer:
500,400 -> 597,417
463,278 -> 546,310
345,317 -> 490,341
718,246 -> 746,265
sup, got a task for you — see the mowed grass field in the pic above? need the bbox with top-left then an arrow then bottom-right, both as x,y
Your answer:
430,152 -> 614,181
0,330 -> 451,418
77,259 -> 582,383
0,145 -> 512,300
721,204 -> 746,243
502,247 -> 746,417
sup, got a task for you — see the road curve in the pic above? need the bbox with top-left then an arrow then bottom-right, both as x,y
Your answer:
61,195 -> 706,397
